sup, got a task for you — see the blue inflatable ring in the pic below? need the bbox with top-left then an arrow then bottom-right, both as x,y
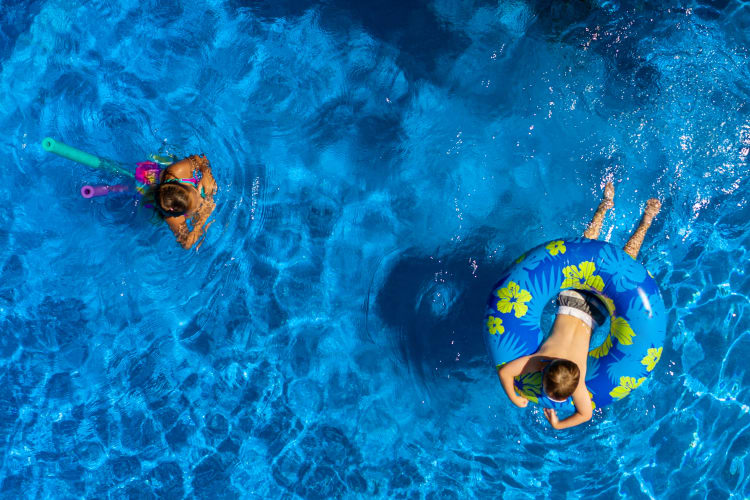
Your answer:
483,238 -> 666,409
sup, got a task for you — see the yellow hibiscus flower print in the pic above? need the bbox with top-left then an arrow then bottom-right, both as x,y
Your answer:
561,261 -> 605,292
545,240 -> 566,256
496,281 -> 532,318
588,390 -> 596,410
486,316 -> 505,335
515,253 -> 526,264
609,376 -> 646,400
640,347 -> 663,372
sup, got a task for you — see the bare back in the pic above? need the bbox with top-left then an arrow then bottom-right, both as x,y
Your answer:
536,314 -> 592,379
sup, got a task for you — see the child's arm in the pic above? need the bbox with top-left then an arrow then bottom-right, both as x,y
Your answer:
543,386 -> 593,430
199,169 -> 217,198
193,155 -> 217,197
497,355 -> 533,408
194,198 -> 216,225
165,212 -> 213,250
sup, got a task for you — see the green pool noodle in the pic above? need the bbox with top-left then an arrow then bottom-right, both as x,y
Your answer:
42,137 -> 134,178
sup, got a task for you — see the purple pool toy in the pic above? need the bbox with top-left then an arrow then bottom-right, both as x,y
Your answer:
80,184 -> 129,198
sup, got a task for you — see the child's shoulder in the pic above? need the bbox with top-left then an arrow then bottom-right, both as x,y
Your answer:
524,355 -> 548,372
504,354 -> 546,376
164,158 -> 193,175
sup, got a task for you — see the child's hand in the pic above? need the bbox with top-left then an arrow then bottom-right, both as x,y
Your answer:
195,220 -> 215,251
201,172 -> 218,196
543,408 -> 560,429
198,198 -> 216,220
512,395 -> 529,408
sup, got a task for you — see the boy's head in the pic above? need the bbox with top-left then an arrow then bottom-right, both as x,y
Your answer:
542,359 -> 580,401
156,183 -> 190,215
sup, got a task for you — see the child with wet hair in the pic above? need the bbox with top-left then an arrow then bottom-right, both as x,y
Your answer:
152,154 -> 217,250
542,359 -> 580,402
497,182 -> 661,429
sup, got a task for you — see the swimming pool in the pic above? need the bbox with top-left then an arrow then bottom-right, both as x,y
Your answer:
1,0 -> 749,497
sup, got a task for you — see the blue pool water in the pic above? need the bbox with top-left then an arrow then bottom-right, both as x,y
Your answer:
2,0 -> 750,497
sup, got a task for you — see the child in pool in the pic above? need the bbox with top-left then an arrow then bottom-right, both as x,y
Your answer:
152,154 -> 218,250
497,183 -> 661,429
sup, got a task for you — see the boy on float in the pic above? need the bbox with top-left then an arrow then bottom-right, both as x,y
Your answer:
497,183 -> 661,429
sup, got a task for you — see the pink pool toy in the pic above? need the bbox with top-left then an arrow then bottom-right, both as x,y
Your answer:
80,184 -> 129,199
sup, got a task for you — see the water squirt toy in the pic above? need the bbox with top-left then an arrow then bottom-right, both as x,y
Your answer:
148,153 -> 177,165
42,137 -> 134,178
483,237 -> 667,410
80,184 -> 130,199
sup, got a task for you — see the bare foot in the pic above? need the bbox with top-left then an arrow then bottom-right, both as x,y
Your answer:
584,182 -> 615,240
600,182 -> 615,209
644,198 -> 661,218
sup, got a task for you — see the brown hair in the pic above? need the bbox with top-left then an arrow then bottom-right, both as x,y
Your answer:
543,359 -> 580,401
155,182 -> 190,215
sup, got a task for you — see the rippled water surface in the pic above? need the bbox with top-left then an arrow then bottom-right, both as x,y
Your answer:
2,0 -> 750,497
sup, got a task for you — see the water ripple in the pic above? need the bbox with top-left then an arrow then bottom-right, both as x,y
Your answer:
1,0 -> 750,498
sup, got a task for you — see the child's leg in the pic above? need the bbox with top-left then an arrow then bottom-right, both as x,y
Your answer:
583,182 -> 615,240
623,199 -> 661,259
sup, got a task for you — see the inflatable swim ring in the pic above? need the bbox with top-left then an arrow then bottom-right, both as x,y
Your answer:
483,237 -> 666,409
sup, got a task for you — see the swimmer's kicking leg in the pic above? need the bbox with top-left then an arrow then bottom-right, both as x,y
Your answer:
623,198 -> 661,259
583,182 -> 615,240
